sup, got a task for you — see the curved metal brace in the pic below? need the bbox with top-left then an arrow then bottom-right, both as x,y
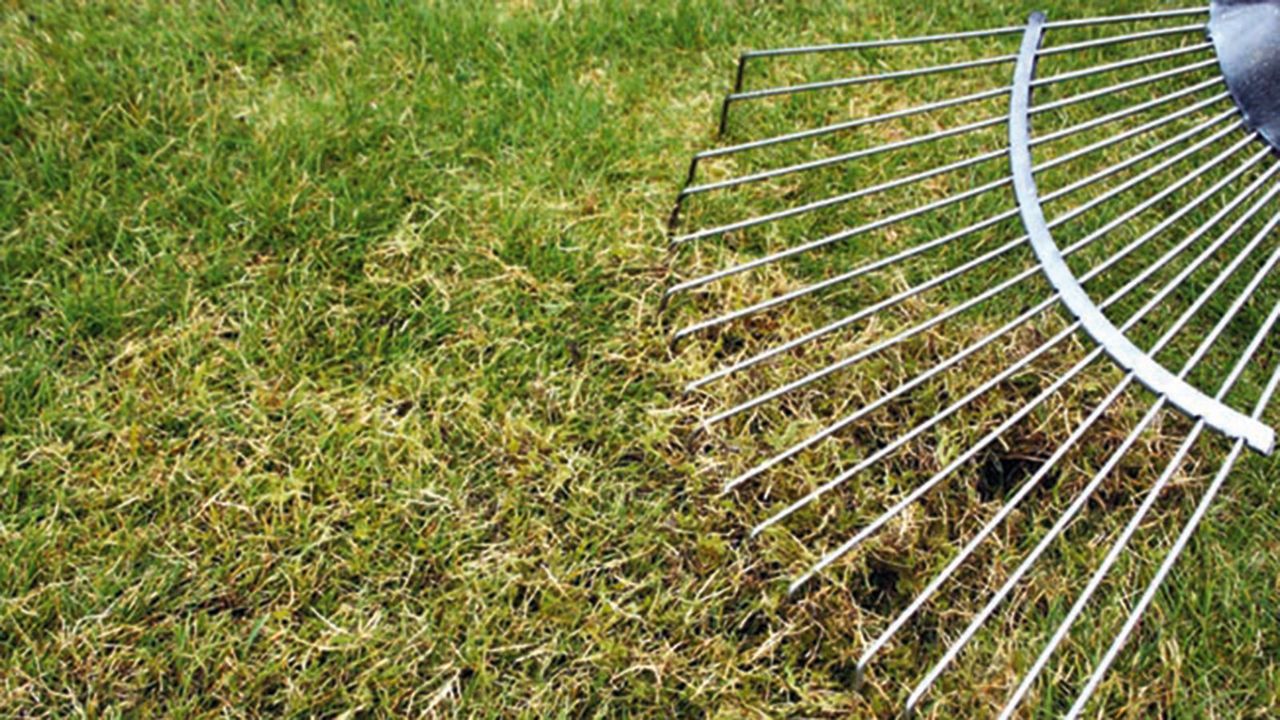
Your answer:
1009,11 -> 1275,454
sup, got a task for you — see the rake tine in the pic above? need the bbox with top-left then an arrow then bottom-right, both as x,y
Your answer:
694,57 -> 1215,192
677,76 -> 1224,241
1066,360 -> 1280,718
902,396 -> 1162,715
675,111 -> 1005,231
856,373 -> 1135,684
726,53 -> 1018,105
736,27 -> 1025,61
676,109 -> 1236,361
720,23 -> 1209,135
1030,41 -> 1214,88
718,136 -> 1260,490
682,211 -> 1020,373
1031,57 -> 1217,116
722,29 -> 1025,134
1051,131 -> 1259,272
719,289 -> 1059,492
721,4 -> 1208,134
774,135 -> 1266,574
730,24 -> 1204,108
688,231 -> 1026,357
999,212 -> 1280,719
727,7 -> 1204,64
842,158 -> 1280,667
782,344 -> 1107,582
1041,7 -> 1209,27
727,36 -> 1203,148
668,91 -> 1230,305
1005,343 -> 1280,719
718,95 -> 734,139
680,75 -> 1228,248
1031,79 -> 1224,147
670,174 -> 1012,295
694,145 -> 1237,435
1033,84 -> 1225,171
688,112 -> 1239,394
1038,23 -> 1207,55
731,53 -> 748,94
699,85 -> 1012,170
869,347 -> 1262,693
671,3 -> 1280,713
721,134 -> 1257,489
680,64 -> 1222,206
1091,156 -> 1280,314
679,115 -> 1006,201
902,200 -> 1280,716
675,148 -> 1006,245
677,78 -> 1225,248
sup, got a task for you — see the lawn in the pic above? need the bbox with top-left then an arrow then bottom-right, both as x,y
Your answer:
3,1 -> 1279,717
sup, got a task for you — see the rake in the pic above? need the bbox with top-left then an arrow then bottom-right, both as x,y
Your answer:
665,1 -> 1280,716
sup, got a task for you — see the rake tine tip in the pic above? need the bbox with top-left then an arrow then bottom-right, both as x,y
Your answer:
682,157 -> 700,187
732,54 -> 748,94
786,569 -> 818,597
666,203 -> 684,235
670,325 -> 699,346
720,467 -> 754,493
657,290 -> 674,314
718,96 -> 734,136
667,333 -> 683,354
680,419 -> 710,451
682,375 -> 706,394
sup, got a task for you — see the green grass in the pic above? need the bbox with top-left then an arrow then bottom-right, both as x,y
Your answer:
3,0 -> 1280,717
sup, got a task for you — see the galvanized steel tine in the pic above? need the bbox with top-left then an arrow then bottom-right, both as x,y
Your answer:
691,57 -> 1214,192
694,87 -> 1013,174
677,105 -> 1236,365
674,148 -> 1006,246
999,214 -> 1280,719
1038,22 -> 1206,55
667,6 -> 1280,713
668,88 -> 1230,303
722,138 -> 1263,502
857,155 -> 1277,670
751,147 -> 1272,532
1041,7 -> 1209,28
1030,41 -> 1214,88
902,200 -> 1280,716
770,132 -> 1261,569
728,7 -> 1204,63
1031,57 -> 1218,116
689,113 -> 1238,396
727,54 -> 1018,105
1065,359 -> 1280,718
676,69 -> 1224,233
725,25 -> 1203,112
676,79 -> 1225,248
722,9 -> 1209,132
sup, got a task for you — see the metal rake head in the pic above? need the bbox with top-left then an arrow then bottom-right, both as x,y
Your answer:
664,2 -> 1280,715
